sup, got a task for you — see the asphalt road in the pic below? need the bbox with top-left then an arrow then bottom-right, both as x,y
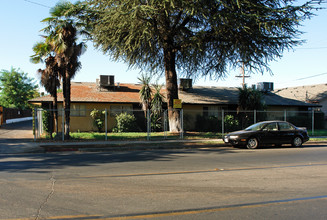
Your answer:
0,144 -> 327,220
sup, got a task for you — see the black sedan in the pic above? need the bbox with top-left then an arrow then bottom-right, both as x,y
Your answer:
223,121 -> 309,149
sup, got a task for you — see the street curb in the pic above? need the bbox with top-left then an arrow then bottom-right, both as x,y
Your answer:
38,140 -> 327,153
40,140 -> 227,152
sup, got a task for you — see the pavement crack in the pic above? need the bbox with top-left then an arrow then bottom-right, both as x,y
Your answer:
35,174 -> 56,220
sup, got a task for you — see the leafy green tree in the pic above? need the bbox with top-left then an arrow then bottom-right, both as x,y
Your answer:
68,0 -> 320,132
40,1 -> 87,139
0,68 -> 38,109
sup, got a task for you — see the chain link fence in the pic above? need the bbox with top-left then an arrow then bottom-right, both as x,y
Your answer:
33,108 -> 326,141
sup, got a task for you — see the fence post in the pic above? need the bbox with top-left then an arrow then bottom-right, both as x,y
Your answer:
254,110 -> 256,124
312,109 -> 315,136
180,109 -> 183,139
33,108 -> 36,141
147,109 -> 150,141
284,110 -> 287,121
36,108 -> 42,139
164,110 -> 167,139
105,108 -> 108,141
62,108 -> 64,141
221,109 -> 224,138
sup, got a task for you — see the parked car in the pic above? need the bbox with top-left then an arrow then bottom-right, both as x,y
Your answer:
223,121 -> 309,149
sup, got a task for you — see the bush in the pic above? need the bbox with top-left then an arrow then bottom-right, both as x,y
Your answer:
42,110 -> 51,134
113,112 -> 139,132
90,109 -> 106,132
224,115 -> 240,132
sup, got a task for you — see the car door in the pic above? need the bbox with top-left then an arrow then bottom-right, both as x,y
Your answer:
260,122 -> 279,144
278,122 -> 296,144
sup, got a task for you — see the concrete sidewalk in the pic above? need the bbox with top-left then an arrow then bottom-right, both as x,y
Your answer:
1,138 -> 327,154
0,139 -> 226,154
0,138 -> 225,154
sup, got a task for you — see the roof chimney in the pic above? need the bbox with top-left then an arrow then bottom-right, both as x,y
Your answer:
179,78 -> 192,91
257,82 -> 274,92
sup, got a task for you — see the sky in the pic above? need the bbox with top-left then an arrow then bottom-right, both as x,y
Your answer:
0,0 -> 326,92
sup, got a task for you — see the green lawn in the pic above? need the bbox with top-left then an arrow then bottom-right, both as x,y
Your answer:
41,130 -> 327,141
308,130 -> 327,136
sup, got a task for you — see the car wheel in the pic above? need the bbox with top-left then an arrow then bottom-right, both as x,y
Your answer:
247,137 -> 259,149
292,136 -> 303,147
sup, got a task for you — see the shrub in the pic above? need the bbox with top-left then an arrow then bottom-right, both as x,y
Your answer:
113,112 -> 139,132
224,114 -> 240,132
42,110 -> 50,133
90,109 -> 106,132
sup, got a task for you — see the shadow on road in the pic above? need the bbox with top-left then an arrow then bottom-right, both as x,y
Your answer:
0,147 -> 241,173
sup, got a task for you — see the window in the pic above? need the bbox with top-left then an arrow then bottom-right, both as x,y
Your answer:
203,107 -> 209,117
278,122 -> 295,131
58,104 -> 86,117
265,123 -> 278,131
203,106 -> 220,117
71,104 -> 86,117
110,105 -> 132,116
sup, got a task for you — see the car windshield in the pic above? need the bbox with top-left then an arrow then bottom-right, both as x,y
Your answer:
245,122 -> 266,131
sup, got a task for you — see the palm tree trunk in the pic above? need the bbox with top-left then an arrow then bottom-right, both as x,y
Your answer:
61,71 -> 70,139
63,72 -> 71,139
164,48 -> 181,132
53,91 -> 59,137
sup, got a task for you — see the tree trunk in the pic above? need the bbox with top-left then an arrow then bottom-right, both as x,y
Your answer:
164,48 -> 181,132
62,72 -> 71,139
53,91 -> 58,138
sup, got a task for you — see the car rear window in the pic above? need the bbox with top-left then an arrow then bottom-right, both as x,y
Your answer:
279,122 -> 295,131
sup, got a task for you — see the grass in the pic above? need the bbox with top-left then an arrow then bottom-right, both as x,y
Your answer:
308,130 -> 327,136
40,130 -> 327,142
69,131 -> 222,141
40,131 -> 222,141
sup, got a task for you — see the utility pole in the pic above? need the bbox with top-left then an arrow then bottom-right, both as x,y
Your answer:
235,62 -> 250,88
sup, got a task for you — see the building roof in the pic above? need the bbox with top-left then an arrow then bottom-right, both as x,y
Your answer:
274,83 -> 327,103
30,82 -> 142,104
29,82 -> 319,107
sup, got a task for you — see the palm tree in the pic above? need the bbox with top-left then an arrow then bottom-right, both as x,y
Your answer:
151,84 -> 164,131
31,41 -> 61,137
151,84 -> 164,116
41,2 -> 87,139
138,74 -> 153,118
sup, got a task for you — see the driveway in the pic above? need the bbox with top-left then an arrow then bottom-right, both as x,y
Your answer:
0,120 -> 34,141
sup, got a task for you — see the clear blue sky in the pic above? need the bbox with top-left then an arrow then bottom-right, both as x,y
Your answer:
1,0 -> 326,91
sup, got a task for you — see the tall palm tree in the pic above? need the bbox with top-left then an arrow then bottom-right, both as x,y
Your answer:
41,2 -> 86,139
31,41 -> 61,137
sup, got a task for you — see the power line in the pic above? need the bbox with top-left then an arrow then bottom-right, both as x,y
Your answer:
296,47 -> 327,50
23,0 -> 51,9
295,72 -> 327,81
